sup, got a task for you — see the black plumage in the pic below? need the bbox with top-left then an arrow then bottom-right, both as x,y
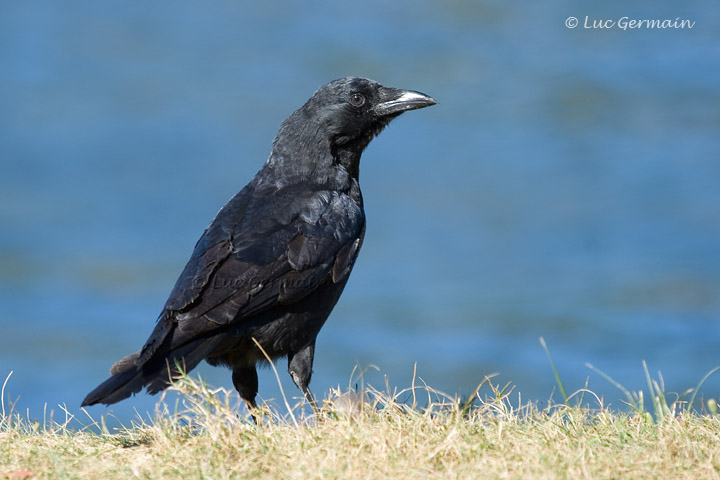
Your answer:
82,77 -> 436,410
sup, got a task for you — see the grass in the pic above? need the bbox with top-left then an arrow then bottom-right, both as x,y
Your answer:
2,352 -> 720,479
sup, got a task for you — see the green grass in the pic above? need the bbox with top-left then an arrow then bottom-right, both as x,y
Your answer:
2,350 -> 720,479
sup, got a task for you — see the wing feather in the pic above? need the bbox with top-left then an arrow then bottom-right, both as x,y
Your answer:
136,186 -> 364,367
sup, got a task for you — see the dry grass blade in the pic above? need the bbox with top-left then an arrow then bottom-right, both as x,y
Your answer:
2,371 -> 13,421
251,337 -> 299,427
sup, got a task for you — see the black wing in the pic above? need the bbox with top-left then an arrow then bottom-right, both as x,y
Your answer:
136,183 -> 365,365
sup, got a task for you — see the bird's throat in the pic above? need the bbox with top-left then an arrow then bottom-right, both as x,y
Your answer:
330,146 -> 362,181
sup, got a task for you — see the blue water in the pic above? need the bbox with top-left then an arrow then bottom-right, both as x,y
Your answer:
1,1 -> 719,425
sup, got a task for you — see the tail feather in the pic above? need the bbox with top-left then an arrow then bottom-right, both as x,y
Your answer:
145,335 -> 224,394
110,351 -> 141,375
81,365 -> 145,407
81,335 -> 223,407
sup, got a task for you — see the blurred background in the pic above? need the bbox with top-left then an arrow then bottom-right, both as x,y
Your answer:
1,1 -> 719,425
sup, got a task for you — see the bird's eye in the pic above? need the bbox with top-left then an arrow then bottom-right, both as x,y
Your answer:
349,93 -> 365,107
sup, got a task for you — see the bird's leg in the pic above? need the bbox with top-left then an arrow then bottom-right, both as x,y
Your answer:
288,344 -> 320,414
232,365 -> 259,423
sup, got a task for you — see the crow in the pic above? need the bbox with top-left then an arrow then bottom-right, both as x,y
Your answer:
82,77 -> 436,411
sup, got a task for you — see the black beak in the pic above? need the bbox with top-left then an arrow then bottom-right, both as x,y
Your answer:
374,87 -> 438,117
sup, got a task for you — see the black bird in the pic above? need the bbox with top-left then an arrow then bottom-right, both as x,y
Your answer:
82,77 -> 436,411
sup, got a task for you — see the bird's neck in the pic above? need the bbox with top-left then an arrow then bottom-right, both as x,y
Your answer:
258,147 -> 359,193
263,125 -> 363,188
330,146 -> 362,181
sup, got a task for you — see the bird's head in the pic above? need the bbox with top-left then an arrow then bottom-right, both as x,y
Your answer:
307,77 -> 437,151
270,77 -> 436,181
